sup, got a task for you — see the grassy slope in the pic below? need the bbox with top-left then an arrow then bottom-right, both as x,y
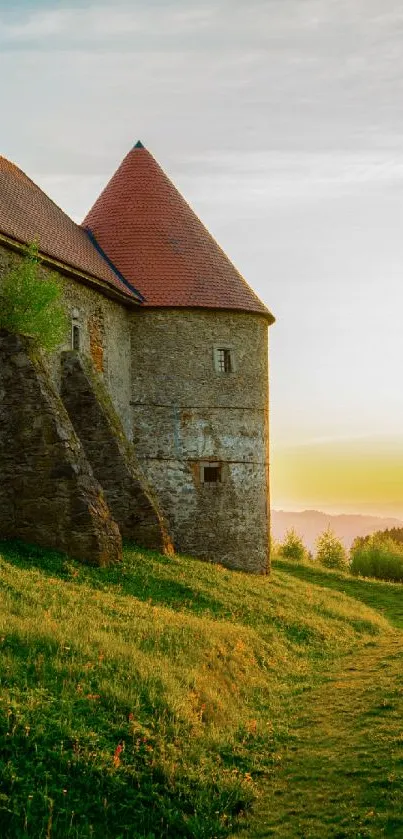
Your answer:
0,544 -> 396,839
236,558 -> 403,838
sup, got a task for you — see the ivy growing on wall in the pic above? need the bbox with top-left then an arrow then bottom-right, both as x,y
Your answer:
0,242 -> 68,351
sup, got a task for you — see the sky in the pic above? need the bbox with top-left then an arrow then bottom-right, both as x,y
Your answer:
1,0 -> 403,517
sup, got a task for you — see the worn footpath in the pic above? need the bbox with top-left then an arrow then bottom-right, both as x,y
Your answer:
236,633 -> 403,838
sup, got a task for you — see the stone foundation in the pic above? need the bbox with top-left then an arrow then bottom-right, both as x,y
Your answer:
61,351 -> 172,554
0,331 -> 122,565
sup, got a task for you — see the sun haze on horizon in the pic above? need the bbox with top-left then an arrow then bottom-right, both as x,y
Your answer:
271,435 -> 403,520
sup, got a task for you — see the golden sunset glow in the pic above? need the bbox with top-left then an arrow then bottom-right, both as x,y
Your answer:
271,439 -> 403,518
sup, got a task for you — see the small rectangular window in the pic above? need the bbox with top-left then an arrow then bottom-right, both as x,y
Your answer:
213,345 -> 235,374
200,462 -> 222,483
217,348 -> 232,373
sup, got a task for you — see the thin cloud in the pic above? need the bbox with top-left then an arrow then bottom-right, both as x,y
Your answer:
176,150 -> 403,207
0,4 -> 218,45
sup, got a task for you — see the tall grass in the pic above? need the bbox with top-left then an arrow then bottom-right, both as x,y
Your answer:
0,542 -> 389,838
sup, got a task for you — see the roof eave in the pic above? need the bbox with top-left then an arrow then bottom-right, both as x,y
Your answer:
137,303 -> 275,324
0,232 -> 142,308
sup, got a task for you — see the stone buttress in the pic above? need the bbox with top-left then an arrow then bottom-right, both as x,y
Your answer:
0,331 -> 122,566
60,350 -> 172,555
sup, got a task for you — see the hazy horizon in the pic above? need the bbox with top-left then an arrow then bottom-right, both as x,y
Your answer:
272,503 -> 403,520
1,0 -> 402,516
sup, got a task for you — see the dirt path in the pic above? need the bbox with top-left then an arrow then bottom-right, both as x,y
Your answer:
236,633 -> 403,838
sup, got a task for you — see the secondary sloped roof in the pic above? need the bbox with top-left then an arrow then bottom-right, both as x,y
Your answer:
0,156 -> 141,301
83,142 -> 274,321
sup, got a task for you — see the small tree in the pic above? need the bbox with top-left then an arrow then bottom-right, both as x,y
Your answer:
315,526 -> 348,570
270,535 -> 281,558
0,243 -> 68,351
279,528 -> 309,562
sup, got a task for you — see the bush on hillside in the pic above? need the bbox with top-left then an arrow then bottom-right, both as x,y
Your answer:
385,528 -> 403,545
0,242 -> 68,351
353,527 -> 403,550
279,528 -> 310,562
350,534 -> 403,582
315,527 -> 348,570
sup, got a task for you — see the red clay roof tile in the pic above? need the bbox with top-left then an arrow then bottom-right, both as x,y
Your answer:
0,156 -> 139,301
83,144 -> 274,320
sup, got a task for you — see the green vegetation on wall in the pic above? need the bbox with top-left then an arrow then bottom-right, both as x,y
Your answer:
0,243 -> 68,351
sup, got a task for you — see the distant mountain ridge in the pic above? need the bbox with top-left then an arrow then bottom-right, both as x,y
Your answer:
272,509 -> 403,551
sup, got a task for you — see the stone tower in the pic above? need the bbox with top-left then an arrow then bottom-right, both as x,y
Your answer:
83,142 -> 275,573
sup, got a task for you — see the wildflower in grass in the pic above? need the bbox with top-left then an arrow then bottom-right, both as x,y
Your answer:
113,743 -> 123,768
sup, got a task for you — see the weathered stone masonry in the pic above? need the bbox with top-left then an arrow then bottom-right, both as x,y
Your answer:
0,331 -> 122,565
130,309 -> 270,573
0,243 -> 133,438
0,245 -> 170,564
61,351 -> 172,554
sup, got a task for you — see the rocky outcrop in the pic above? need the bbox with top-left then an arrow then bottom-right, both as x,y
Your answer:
61,351 -> 172,555
0,331 -> 121,565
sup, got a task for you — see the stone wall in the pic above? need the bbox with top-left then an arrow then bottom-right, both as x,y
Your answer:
0,331 -> 122,565
0,244 -> 133,438
0,242 -> 271,573
61,351 -> 172,554
130,309 -> 270,573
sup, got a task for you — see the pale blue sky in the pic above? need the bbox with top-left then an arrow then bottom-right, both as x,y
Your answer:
1,0 -> 403,512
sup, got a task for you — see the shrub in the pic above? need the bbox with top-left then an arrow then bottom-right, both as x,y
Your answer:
315,527 -> 348,570
0,242 -> 68,351
353,527 -> 403,550
279,528 -> 309,562
350,534 -> 403,582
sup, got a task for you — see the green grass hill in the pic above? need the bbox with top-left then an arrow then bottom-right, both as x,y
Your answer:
1,544 -> 403,838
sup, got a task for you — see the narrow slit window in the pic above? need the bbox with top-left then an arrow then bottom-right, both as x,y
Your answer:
72,323 -> 80,351
216,347 -> 232,373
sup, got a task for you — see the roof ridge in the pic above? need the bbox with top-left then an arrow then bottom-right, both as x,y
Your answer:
84,228 -> 145,300
0,153 -> 141,301
0,155 -> 41,187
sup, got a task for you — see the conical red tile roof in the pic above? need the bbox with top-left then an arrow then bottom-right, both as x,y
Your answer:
0,156 -> 141,302
82,143 -> 274,320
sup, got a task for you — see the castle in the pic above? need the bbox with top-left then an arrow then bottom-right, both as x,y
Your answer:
0,142 -> 274,573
